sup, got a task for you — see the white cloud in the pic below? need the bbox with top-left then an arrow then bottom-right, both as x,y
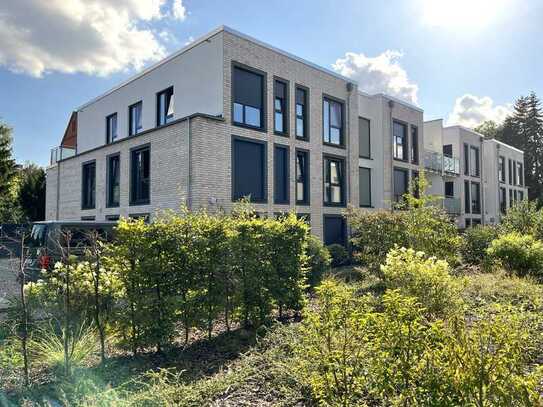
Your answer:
0,0 -> 187,77
446,94 -> 511,128
332,50 -> 418,104
184,36 -> 195,46
172,0 -> 187,20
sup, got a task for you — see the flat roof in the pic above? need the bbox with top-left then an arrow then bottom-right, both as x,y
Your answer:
485,137 -> 524,154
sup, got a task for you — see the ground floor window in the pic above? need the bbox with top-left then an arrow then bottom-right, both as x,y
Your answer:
323,215 -> 346,246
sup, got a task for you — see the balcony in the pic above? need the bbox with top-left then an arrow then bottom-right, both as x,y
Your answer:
442,197 -> 461,215
50,146 -> 75,166
423,150 -> 459,176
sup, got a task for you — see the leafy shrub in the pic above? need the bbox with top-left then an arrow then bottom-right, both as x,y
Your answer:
487,232 -> 543,277
460,225 -> 499,266
381,247 -> 463,317
305,235 -> 331,288
326,243 -> 349,268
500,199 -> 543,239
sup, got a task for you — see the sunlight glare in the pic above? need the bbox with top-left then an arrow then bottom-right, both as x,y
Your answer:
421,0 -> 509,28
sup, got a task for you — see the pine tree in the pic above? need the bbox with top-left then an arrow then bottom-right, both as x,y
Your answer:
0,121 -> 17,196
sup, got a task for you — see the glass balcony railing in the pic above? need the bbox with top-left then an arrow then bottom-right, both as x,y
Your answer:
443,155 -> 460,175
423,150 -> 460,176
50,146 -> 75,166
442,197 -> 461,215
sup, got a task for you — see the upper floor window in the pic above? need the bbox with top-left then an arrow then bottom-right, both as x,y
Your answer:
443,144 -> 453,157
393,121 -> 407,161
130,145 -> 150,205
410,125 -> 419,164
445,181 -> 454,197
471,182 -> 481,214
129,101 -> 143,136
296,87 -> 308,139
82,161 -> 96,210
359,117 -> 370,158
359,167 -> 371,207
106,113 -> 117,144
157,87 -> 174,126
498,156 -> 505,182
463,144 -> 469,176
107,154 -> 120,208
469,146 -> 480,177
464,180 -> 471,214
274,145 -> 289,204
508,159 -> 513,185
323,98 -> 343,145
516,162 -> 523,185
296,150 -> 309,204
274,79 -> 288,135
233,65 -> 264,129
323,156 -> 345,205
512,160 -> 517,185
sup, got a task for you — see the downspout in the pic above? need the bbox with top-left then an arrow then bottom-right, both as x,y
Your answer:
388,100 -> 395,212
187,117 -> 192,210
345,83 -> 353,205
480,137 -> 485,225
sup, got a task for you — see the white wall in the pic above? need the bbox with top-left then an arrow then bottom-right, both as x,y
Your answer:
76,32 -> 224,153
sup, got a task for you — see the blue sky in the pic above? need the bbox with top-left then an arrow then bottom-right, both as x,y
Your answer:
1,0 -> 542,166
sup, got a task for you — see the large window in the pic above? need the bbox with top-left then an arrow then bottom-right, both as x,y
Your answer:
512,161 -> 517,185
295,86 -> 308,139
464,180 -> 471,214
463,144 -> 469,176
274,145 -> 289,204
498,156 -> 505,182
130,145 -> 150,205
516,162 -> 523,185
359,167 -> 371,207
410,126 -> 419,164
393,167 -> 409,203
274,79 -> 288,135
107,154 -> 120,208
232,137 -> 266,202
296,150 -> 309,204
157,87 -> 174,126
82,161 -> 96,210
445,181 -> 454,197
499,187 -> 506,214
323,156 -> 345,205
508,159 -> 513,185
519,190 -> 524,201
323,98 -> 343,145
233,65 -> 264,129
324,215 -> 346,246
471,182 -> 481,214
106,113 -> 118,144
393,121 -> 407,160
470,146 -> 480,177
509,189 -> 513,206
359,117 -> 370,158
129,101 -> 143,136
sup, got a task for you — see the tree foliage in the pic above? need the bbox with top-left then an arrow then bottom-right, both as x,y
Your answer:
17,164 -> 46,222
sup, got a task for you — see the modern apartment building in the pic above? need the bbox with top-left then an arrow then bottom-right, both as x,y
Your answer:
45,25 -> 526,244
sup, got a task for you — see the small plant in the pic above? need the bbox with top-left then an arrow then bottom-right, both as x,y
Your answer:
326,244 -> 349,268
305,235 -> 331,289
460,225 -> 499,267
487,232 -> 543,277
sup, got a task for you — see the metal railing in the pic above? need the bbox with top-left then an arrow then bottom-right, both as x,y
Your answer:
423,150 -> 460,176
50,146 -> 76,165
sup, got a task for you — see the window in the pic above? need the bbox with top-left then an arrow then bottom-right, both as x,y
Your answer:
516,162 -> 523,185
107,154 -> 120,208
295,86 -> 308,139
471,182 -> 481,214
274,79 -> 288,135
157,87 -> 174,126
359,167 -> 371,207
443,144 -> 453,157
445,181 -> 454,197
502,187 -> 509,211
509,189 -> 513,206
106,215 -> 120,221
359,117 -> 371,158
323,98 -> 343,145
130,145 -> 150,205
411,126 -> 419,164
296,150 -> 309,204
498,156 -> 505,182
518,190 -> 524,201
512,161 -> 517,185
129,101 -> 143,136
323,156 -> 345,205
81,216 -> 95,221
129,213 -> 150,223
513,190 -> 518,202
82,161 -> 96,210
232,137 -> 266,202
233,65 -> 264,129
508,159 -> 513,185
470,146 -> 480,177
411,171 -> 420,198
393,121 -> 407,160
393,167 -> 409,203
324,215 -> 346,246
472,219 -> 481,226
106,113 -> 117,144
465,218 -> 472,228
296,213 -> 311,226
274,145 -> 289,204
464,180 -> 471,214
463,144 -> 469,176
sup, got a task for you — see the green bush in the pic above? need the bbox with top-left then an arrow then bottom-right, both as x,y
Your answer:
500,200 -> 543,239
305,235 -> 331,289
461,225 -> 499,266
381,247 -> 463,318
326,243 -> 349,268
487,232 -> 543,277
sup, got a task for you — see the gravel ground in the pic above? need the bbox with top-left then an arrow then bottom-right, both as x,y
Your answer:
0,258 -> 18,309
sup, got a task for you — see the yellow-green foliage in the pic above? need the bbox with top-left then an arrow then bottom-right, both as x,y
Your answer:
487,232 -> 543,277
381,248 -> 463,317
460,225 -> 499,266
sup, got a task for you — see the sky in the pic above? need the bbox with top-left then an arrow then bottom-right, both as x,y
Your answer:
1,0 -> 542,167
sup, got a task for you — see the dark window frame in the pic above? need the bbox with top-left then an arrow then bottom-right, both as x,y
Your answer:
410,125 -> 419,164
508,159 -> 513,185
322,95 -> 345,147
231,62 -> 267,132
470,146 -> 480,177
129,101 -> 143,136
393,120 -> 408,161
323,214 -> 347,247
274,144 -> 290,204
81,216 -> 95,221
295,84 -> 309,141
393,167 -> 409,204
129,144 -> 151,206
471,181 -> 481,214
464,180 -> 471,214
359,166 -> 372,208
323,154 -> 346,207
359,116 -> 371,159
499,187 -> 507,214
105,215 -> 120,221
516,162 -> 523,186
81,160 -> 96,210
498,156 -> 505,183
106,113 -> 118,144
295,148 -> 310,205
273,77 -> 289,136
156,86 -> 174,127
231,135 -> 268,203
464,143 -> 470,176
444,181 -> 454,198
106,153 -> 121,208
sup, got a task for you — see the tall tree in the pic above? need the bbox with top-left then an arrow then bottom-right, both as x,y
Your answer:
18,164 -> 46,221
474,120 -> 500,139
0,121 -> 17,195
